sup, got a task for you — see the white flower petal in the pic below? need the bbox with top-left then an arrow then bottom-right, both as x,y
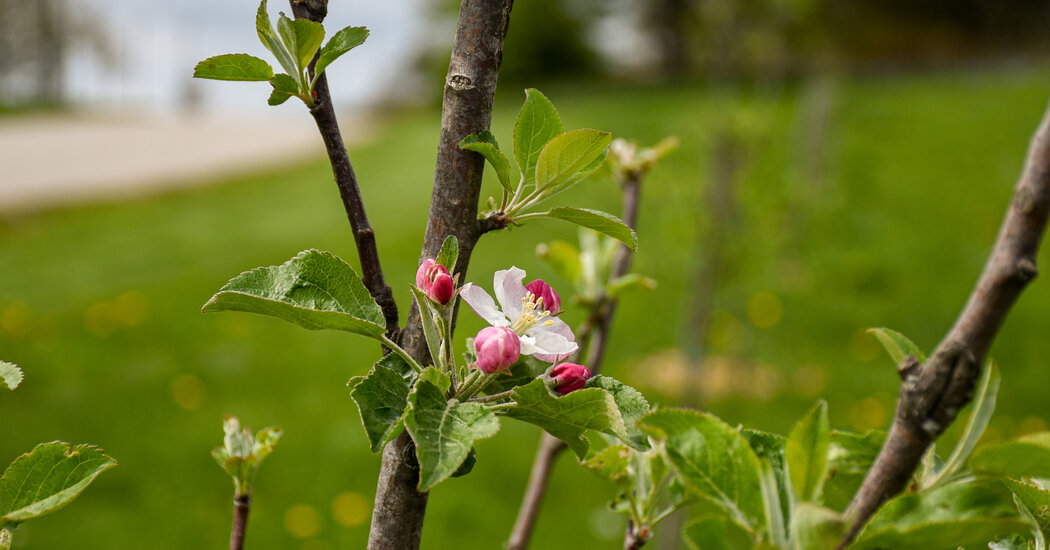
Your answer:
522,324 -> 578,363
459,283 -> 508,327
493,266 -> 527,320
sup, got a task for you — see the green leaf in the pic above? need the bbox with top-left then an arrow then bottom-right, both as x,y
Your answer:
451,447 -> 477,478
823,429 -> 884,512
408,286 -> 447,370
971,432 -> 1050,479
405,377 -> 499,491
314,25 -> 369,82
743,429 -> 792,534
541,207 -> 638,251
460,132 -> 514,193
989,534 -> 1038,550
202,249 -> 386,338
435,235 -> 459,274
513,88 -> 563,187
640,409 -> 766,534
0,361 -> 22,391
500,378 -> 632,458
256,0 -> 299,80
277,14 -> 325,75
786,400 -> 830,503
534,129 -> 612,197
922,361 -> 1000,490
0,442 -> 117,522
585,375 -> 651,448
582,444 -> 633,488
790,503 -> 846,550
607,273 -> 657,297
349,360 -> 413,453
852,481 -> 1028,550
682,516 -> 756,550
1006,479 -> 1050,544
268,73 -> 299,105
536,240 -> 581,284
193,54 -> 274,82
867,327 -> 927,365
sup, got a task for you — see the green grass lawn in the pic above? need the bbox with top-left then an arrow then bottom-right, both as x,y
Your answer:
2,67 -> 1050,549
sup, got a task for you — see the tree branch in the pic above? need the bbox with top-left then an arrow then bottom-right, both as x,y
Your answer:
506,171 -> 645,550
840,98 -> 1050,546
229,494 -> 250,550
366,2 -> 514,549
289,0 -> 398,333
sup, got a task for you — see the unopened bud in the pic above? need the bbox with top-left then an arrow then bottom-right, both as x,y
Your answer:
525,279 -> 562,315
473,326 -> 520,374
416,258 -> 454,304
549,362 -> 590,394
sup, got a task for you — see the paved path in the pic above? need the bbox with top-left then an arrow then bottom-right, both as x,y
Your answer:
0,112 -> 370,213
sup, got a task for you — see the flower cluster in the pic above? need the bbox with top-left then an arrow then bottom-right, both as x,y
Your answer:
414,261 -> 591,394
461,267 -> 577,364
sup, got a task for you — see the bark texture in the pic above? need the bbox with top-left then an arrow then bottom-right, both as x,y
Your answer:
367,2 -> 514,549
841,99 -> 1050,546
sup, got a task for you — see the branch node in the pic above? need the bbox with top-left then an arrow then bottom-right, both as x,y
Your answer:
1015,258 -> 1039,283
896,354 -> 920,380
1014,187 -> 1036,213
447,73 -> 475,92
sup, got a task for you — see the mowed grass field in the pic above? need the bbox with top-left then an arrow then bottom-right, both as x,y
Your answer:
2,67 -> 1050,549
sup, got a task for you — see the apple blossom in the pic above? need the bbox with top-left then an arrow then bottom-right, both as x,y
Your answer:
460,267 -> 577,363
473,326 -> 521,374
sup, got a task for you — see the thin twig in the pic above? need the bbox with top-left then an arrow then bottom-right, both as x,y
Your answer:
367,2 -> 514,549
289,0 -> 398,333
506,171 -> 645,550
839,99 -> 1050,547
229,494 -> 250,550
623,520 -> 652,550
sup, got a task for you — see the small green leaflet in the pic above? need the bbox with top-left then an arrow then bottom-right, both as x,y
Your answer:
276,14 -> 324,74
851,481 -> 1028,549
868,327 -> 927,365
640,409 -> 766,534
314,26 -> 369,85
404,375 -> 499,491
0,361 -> 22,391
268,73 -> 299,105
202,249 -> 386,338
460,132 -> 514,193
540,207 -> 638,251
193,54 -> 274,82
435,235 -> 460,274
256,0 -> 300,82
534,129 -> 611,198
786,400 -> 830,503
349,360 -> 414,453
500,378 -> 633,458
682,516 -> 757,550
922,361 -> 1000,490
0,442 -> 117,522
514,89 -> 563,188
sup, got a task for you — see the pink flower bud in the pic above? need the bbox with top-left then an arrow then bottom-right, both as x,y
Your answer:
416,259 -> 454,305
525,279 -> 562,315
550,362 -> 590,394
474,326 -> 520,374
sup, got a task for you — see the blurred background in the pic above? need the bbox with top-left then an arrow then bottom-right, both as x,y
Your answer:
2,0 -> 1050,548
